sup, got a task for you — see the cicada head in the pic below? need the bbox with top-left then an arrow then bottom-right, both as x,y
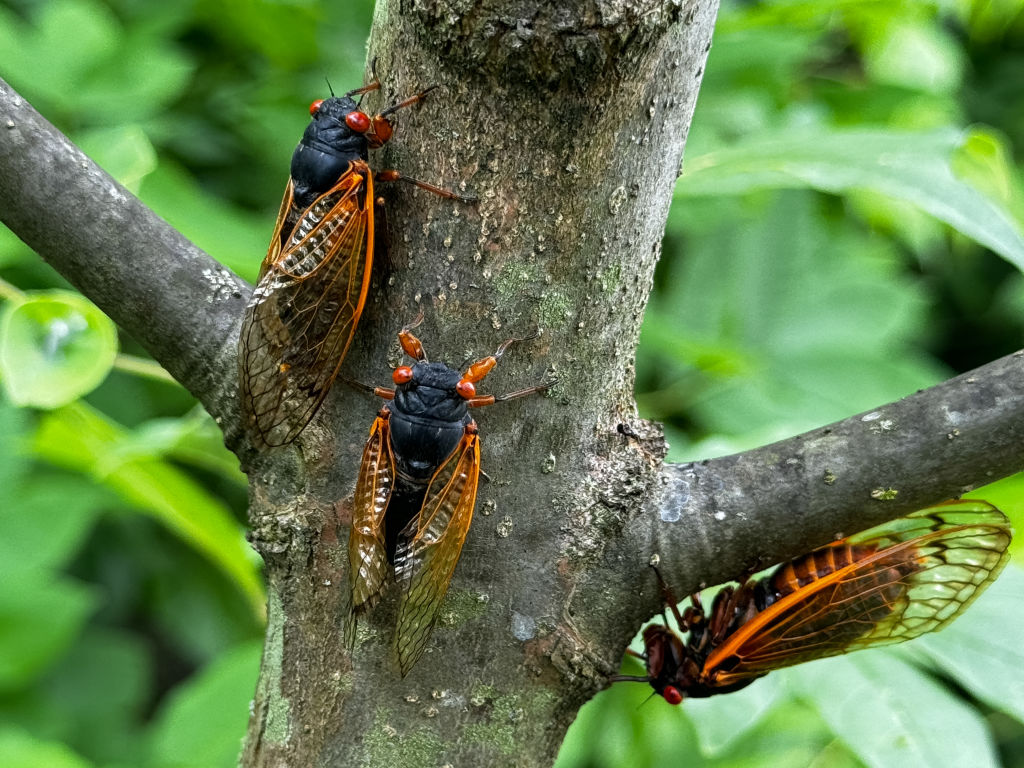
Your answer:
392,361 -> 470,423
290,95 -> 370,205
303,96 -> 370,149
640,624 -> 690,705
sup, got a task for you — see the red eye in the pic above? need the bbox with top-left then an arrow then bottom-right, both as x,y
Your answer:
392,366 -> 413,385
309,99 -> 324,116
456,380 -> 475,399
345,111 -> 371,133
662,686 -> 683,705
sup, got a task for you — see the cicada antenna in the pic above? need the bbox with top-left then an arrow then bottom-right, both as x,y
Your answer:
401,309 -> 425,334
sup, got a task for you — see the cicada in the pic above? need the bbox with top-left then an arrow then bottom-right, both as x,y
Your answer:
613,500 -> 1012,704
239,73 -> 473,448
347,322 -> 551,675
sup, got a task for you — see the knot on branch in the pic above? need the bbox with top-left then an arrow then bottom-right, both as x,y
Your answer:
556,418 -> 666,563
403,0 -> 687,86
247,489 -> 325,559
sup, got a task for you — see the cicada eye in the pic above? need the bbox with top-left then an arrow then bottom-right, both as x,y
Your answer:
392,366 -> 414,385
662,686 -> 683,705
309,99 -> 324,116
456,379 -> 476,399
345,111 -> 371,133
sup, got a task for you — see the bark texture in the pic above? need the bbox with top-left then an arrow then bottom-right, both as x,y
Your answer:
242,2 -> 718,765
2,0 -> 1023,766
0,80 -> 247,422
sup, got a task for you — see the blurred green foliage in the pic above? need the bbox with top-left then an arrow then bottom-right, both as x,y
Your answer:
0,0 -> 1023,766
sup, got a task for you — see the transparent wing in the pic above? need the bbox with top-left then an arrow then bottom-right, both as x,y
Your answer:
706,501 -> 1011,685
348,413 -> 394,619
239,160 -> 375,447
259,175 -> 294,276
393,429 -> 480,675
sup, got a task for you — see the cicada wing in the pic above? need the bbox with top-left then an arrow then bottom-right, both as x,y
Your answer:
705,501 -> 1011,686
393,429 -> 480,675
259,177 -> 295,279
348,413 -> 394,620
239,160 -> 375,447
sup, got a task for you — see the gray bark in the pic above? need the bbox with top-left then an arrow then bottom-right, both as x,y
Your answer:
1,0 -> 1022,766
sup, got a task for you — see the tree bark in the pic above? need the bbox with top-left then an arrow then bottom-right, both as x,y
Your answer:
2,0 -> 1023,766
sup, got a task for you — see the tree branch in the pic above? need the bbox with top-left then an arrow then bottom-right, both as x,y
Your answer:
580,350 -> 1024,644
3,2 -> 1023,767
0,77 -> 247,434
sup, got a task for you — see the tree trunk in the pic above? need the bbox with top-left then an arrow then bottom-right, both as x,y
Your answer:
241,2 -> 718,765
2,0 -> 1024,766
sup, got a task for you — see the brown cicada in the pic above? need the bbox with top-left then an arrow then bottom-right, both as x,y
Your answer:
614,500 -> 1012,703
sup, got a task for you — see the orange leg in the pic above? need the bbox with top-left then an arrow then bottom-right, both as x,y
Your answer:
340,376 -> 396,401
379,85 -> 439,117
345,79 -> 381,99
465,382 -> 553,409
366,85 -> 438,147
375,169 -> 476,203
344,57 -> 382,99
462,331 -> 542,384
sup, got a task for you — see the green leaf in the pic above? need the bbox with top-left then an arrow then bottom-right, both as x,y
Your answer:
686,673 -> 784,756
0,395 -> 31,490
0,225 -> 38,270
914,564 -> 1024,724
32,402 -> 264,617
640,191 -> 943,456
147,640 -> 263,768
0,727 -> 94,768
860,17 -> 963,94
113,408 -> 246,487
148,545 -> 265,665
77,125 -> 158,194
677,128 -> 1024,271
194,0 -> 320,69
705,695 -> 847,768
790,652 -> 999,768
0,628 -> 153,765
0,573 -> 95,691
139,162 -> 268,280
0,477 -> 106,575
0,0 -> 192,123
1,0 -> 118,97
36,628 -> 151,765
66,32 -> 193,123
558,678 -> 703,768
0,291 -> 118,408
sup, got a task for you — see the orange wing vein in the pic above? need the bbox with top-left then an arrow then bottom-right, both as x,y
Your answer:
239,160 -> 375,447
393,429 -> 481,675
348,413 -> 394,623
705,500 -> 1011,686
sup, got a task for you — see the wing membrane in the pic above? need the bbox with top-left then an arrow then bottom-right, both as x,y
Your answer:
394,430 -> 480,675
348,414 -> 394,619
240,160 -> 375,447
706,501 -> 1011,685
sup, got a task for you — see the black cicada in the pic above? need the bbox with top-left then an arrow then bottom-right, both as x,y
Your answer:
239,73 -> 473,448
348,322 -> 551,674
